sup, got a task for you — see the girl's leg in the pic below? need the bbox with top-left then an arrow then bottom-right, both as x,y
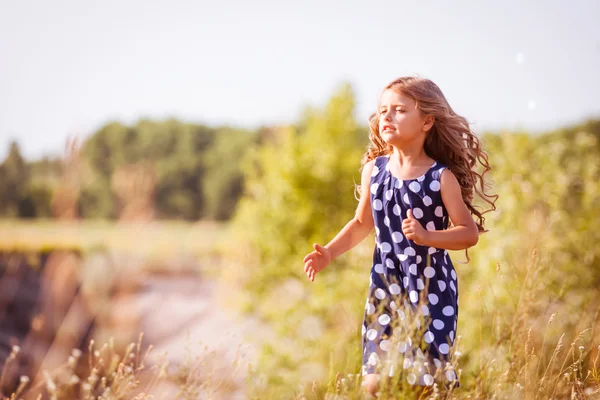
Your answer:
361,373 -> 381,398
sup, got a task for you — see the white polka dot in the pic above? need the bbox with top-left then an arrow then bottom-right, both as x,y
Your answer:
383,176 -> 390,185
385,259 -> 395,269
433,319 -> 445,330
392,231 -> 403,243
397,341 -> 407,353
421,305 -> 429,316
403,358 -> 412,369
434,206 -> 443,217
424,374 -> 434,385
428,293 -> 439,305
403,193 -> 410,204
446,369 -> 457,381
380,242 -> 391,253
373,199 -> 383,211
395,179 -> 403,189
413,359 -> 423,372
402,276 -> 409,288
423,196 -> 433,206
451,269 -> 457,280
407,373 -> 416,385
390,301 -> 397,310
409,290 -> 418,303
405,247 -> 416,256
409,182 -> 421,193
378,314 -> 391,325
449,330 -> 454,341
362,324 -> 366,335
412,207 -> 423,219
384,216 -> 390,227
368,352 -> 379,365
424,266 -> 435,278
417,174 -> 426,182
439,343 -> 450,354
443,306 -> 455,316
370,183 -> 380,194
428,247 -> 437,254
393,204 -> 401,216
426,221 -> 436,231
366,329 -> 378,341
409,264 -> 417,275
430,180 -> 440,192
438,281 -> 447,292
424,331 -> 435,343
366,303 -> 375,315
389,283 -> 401,295
416,278 -> 424,290
374,263 -> 384,274
385,190 -> 393,200
380,339 -> 391,351
433,358 -> 441,369
450,281 -> 456,293
398,253 -> 408,261
442,266 -> 448,277
371,165 -> 380,177
416,255 -> 422,263
375,288 -> 386,299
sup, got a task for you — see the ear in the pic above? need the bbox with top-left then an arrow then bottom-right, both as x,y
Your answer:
423,115 -> 435,132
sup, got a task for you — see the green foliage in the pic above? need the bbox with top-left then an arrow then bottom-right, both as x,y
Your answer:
232,82 -> 372,396
202,127 -> 258,220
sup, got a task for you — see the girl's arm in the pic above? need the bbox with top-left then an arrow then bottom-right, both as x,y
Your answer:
402,169 -> 479,250
324,159 -> 376,260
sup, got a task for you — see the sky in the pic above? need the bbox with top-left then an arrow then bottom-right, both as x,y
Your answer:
1,0 -> 599,160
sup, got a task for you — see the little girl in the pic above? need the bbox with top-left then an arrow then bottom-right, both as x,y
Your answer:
303,76 -> 497,397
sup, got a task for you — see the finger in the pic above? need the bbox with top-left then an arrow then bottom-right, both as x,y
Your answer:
304,260 -> 312,272
303,251 -> 316,263
306,259 -> 315,270
314,243 -> 324,254
407,209 -> 414,220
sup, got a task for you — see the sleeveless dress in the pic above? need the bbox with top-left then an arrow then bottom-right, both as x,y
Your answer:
361,155 -> 460,389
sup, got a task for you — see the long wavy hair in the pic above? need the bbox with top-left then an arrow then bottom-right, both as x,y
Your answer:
359,76 -> 498,245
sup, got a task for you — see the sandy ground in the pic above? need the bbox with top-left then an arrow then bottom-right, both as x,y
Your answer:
115,274 -> 268,400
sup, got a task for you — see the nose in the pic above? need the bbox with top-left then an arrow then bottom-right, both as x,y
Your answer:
381,109 -> 391,121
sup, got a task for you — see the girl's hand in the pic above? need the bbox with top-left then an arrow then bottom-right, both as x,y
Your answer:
402,209 -> 428,246
303,243 -> 331,282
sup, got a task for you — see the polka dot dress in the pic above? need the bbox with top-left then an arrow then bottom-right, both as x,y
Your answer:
361,155 -> 460,389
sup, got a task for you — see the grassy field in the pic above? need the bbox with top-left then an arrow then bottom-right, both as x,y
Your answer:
0,219 -> 229,259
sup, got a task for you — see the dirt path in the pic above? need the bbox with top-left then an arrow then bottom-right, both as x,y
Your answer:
121,274 -> 268,399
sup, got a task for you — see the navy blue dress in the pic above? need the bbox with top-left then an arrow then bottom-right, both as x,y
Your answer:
361,155 -> 460,389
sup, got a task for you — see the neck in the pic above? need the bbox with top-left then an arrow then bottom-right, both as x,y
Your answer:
389,144 -> 428,166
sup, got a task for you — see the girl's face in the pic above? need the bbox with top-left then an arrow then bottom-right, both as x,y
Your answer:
378,89 -> 431,145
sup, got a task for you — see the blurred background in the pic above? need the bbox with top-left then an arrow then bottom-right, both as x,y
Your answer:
1,0 -> 599,398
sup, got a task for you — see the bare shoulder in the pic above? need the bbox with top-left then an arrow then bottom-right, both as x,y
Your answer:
361,158 -> 377,178
440,168 -> 459,187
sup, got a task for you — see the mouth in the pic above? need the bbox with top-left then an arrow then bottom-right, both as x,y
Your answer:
381,125 -> 395,133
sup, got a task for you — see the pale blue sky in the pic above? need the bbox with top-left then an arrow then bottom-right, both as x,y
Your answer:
1,0 -> 599,160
